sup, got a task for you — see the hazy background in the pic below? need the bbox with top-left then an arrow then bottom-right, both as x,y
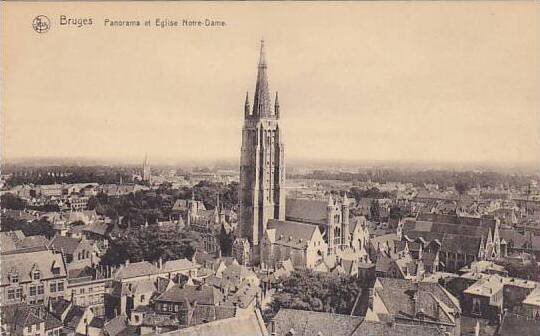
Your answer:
3,2 -> 539,168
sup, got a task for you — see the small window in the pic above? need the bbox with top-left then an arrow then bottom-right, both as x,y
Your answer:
8,289 -> 15,300
11,274 -> 19,283
50,283 -> 57,293
38,285 -> 44,295
16,288 -> 23,298
30,286 -> 37,296
33,271 -> 40,280
57,282 -> 64,291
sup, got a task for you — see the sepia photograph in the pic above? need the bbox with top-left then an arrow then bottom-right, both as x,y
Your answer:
1,1 -> 539,335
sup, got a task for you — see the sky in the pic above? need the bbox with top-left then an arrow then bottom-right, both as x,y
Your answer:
2,2 -> 539,167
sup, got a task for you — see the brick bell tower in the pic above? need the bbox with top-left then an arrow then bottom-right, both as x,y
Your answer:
237,40 -> 286,263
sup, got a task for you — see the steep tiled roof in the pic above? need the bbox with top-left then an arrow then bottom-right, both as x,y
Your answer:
113,261 -> 160,280
157,284 -> 223,305
266,219 -> 319,249
83,222 -> 109,236
190,304 -> 236,326
285,198 -> 328,224
351,320 -> 444,336
273,308 -> 364,336
498,313 -> 540,336
162,258 -> 199,272
159,309 -> 267,336
375,278 -> 459,325
1,250 -> 66,285
0,231 -> 49,254
49,235 -> 82,255
103,314 -> 128,336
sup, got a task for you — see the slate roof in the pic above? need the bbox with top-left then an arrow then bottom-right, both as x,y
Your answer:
273,308 -> 364,336
266,219 -> 319,249
50,298 -> 72,318
379,278 -> 460,313
190,304 -> 236,326
1,249 -> 66,285
498,313 -> 540,336
49,235 -> 83,255
158,309 -> 267,336
225,280 -> 259,308
103,314 -> 128,336
1,303 -> 63,331
113,261 -> 160,280
83,222 -> 109,236
351,320 -> 444,336
156,284 -> 223,305
403,230 -> 481,255
285,197 -> 328,225
375,278 -> 460,325
162,258 -> 200,272
414,213 -> 496,232
0,231 -> 49,254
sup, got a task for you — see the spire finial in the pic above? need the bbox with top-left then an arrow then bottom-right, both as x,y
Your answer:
274,91 -> 279,106
259,38 -> 266,67
245,91 -> 250,105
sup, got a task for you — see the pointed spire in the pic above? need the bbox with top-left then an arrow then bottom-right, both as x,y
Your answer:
244,91 -> 251,118
259,38 -> 266,67
274,91 -> 280,117
328,194 -> 334,207
253,39 -> 271,118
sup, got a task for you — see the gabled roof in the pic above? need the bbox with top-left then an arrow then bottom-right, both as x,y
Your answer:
266,219 -> 319,249
113,261 -> 160,281
162,258 -> 200,272
351,320 -> 444,336
158,309 -> 267,336
103,314 -> 128,336
1,250 -> 66,285
0,231 -> 49,254
375,278 -> 460,325
49,235 -> 85,255
273,308 -> 364,336
285,198 -> 328,225
498,313 -> 540,336
156,284 -> 223,305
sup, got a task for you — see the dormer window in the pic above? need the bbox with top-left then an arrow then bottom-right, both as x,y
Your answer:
33,270 -> 41,280
10,273 -> 19,284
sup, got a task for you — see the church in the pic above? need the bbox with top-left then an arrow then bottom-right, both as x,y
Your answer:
233,41 -> 369,270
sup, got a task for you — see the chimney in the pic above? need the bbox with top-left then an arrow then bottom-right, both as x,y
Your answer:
158,258 -> 163,269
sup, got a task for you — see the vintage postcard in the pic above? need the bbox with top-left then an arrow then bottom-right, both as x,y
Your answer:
1,1 -> 539,335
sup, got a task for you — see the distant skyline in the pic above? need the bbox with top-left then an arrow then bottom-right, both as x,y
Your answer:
3,2 -> 539,168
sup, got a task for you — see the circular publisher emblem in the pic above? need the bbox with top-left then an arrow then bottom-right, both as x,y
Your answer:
32,15 -> 50,33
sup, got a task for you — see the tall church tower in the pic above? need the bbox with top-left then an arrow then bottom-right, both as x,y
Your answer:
238,40 -> 286,255
142,153 -> 151,184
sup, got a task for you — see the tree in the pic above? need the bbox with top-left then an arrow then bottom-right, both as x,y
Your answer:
262,270 -> 366,322
100,227 -> 201,266
0,215 -> 55,238
1,193 -> 26,210
455,181 -> 470,195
